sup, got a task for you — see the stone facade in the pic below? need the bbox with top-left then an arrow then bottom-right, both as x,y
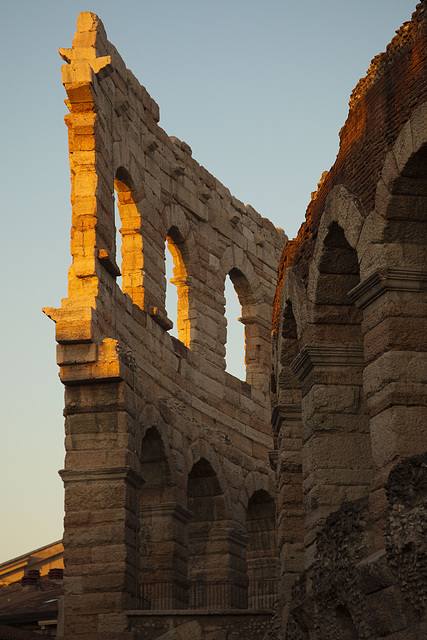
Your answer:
272,2 -> 427,638
44,11 -> 283,640
46,4 -> 427,640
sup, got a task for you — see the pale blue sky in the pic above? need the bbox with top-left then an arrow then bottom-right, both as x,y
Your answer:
0,0 -> 416,563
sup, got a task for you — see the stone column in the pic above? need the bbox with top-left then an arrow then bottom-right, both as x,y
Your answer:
188,526 -> 248,609
349,267 -> 427,546
139,502 -> 192,609
60,465 -> 142,640
291,345 -> 373,568
271,405 -> 304,622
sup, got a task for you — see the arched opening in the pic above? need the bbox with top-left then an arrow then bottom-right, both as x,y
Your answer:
354,132 -> 427,533
114,194 -> 122,288
381,143 -> 427,248
114,167 -> 144,309
165,226 -> 191,346
140,427 -> 173,500
139,428 -> 187,609
279,301 -> 301,402
316,221 -> 360,306
186,459 -> 244,608
227,267 -> 271,391
301,220 -> 373,544
246,490 -> 277,609
165,242 -> 178,339
224,274 -> 245,380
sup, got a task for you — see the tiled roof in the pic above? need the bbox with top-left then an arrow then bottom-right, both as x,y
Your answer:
0,580 -> 62,621
0,625 -> 42,640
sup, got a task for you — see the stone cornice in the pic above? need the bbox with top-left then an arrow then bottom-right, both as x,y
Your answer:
140,502 -> 193,524
290,345 -> 364,382
349,268 -> 427,309
271,404 -> 301,437
59,466 -> 143,488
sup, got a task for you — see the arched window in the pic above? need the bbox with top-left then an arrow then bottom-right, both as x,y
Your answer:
114,168 -> 144,309
224,274 -> 245,379
164,226 -> 191,346
114,193 -> 122,289
165,242 -> 178,339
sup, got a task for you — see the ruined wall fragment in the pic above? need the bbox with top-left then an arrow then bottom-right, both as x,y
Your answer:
46,12 -> 284,640
273,3 -> 427,638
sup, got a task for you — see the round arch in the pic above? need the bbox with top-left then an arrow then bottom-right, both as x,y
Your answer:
219,246 -> 271,390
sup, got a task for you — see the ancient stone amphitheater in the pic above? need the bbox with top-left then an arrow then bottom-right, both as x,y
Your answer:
44,4 -> 427,638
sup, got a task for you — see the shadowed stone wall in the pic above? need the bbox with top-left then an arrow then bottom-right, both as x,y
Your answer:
272,2 -> 427,637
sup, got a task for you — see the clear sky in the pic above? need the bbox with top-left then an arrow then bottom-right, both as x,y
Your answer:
0,0 -> 417,563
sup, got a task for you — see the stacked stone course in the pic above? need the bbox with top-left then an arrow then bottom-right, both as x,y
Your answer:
46,10 -> 284,640
47,3 -> 427,639
273,2 -> 427,637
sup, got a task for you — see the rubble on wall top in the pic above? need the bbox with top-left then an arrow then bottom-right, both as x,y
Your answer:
348,1 -> 426,111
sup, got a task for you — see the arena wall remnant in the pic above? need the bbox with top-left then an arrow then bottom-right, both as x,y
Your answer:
272,2 -> 427,637
45,10 -> 284,640
46,4 -> 427,639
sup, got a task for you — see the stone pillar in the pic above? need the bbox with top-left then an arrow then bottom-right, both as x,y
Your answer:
271,405 -> 304,622
139,502 -> 192,609
60,465 -> 142,640
243,313 -> 272,392
188,526 -> 248,609
349,267 -> 427,546
291,345 -> 373,568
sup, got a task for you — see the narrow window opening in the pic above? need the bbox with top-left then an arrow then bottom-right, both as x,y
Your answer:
114,191 -> 122,288
165,228 -> 190,346
225,274 -> 245,380
165,241 -> 178,339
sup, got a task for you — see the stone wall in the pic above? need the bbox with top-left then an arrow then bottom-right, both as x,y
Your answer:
47,4 -> 427,640
45,11 -> 284,640
129,611 -> 274,640
272,2 -> 427,637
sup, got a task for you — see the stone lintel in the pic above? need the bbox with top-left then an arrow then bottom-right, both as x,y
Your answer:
349,268 -> 427,309
290,345 -> 364,382
140,502 -> 193,524
59,466 -> 143,488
